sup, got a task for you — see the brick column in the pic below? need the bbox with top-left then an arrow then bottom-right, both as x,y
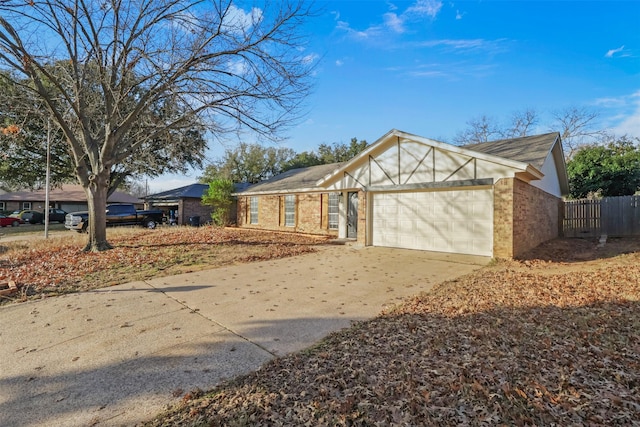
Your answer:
357,190 -> 367,245
493,178 -> 515,259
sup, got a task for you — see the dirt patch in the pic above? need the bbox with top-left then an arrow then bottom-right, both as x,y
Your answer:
518,236 -> 640,262
492,237 -> 640,275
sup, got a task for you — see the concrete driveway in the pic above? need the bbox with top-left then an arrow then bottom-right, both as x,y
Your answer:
0,245 -> 487,426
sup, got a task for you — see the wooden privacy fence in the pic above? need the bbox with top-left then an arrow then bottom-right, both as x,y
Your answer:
563,195 -> 640,238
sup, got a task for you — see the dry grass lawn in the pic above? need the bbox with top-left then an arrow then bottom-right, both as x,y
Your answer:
0,226 -> 328,304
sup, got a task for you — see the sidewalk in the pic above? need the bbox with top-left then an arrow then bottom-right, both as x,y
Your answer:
0,245 -> 487,426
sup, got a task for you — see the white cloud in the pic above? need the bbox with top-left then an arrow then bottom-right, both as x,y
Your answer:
421,39 -> 486,49
614,91 -> 640,137
223,4 -> 263,34
456,9 -> 465,20
408,69 -> 447,78
336,20 -> 383,40
605,45 -> 625,58
598,90 -> 640,138
384,12 -> 405,33
594,96 -> 627,108
399,61 -> 497,80
336,0 -> 443,41
617,114 -> 640,137
226,59 -> 248,75
302,53 -> 319,64
407,0 -> 443,18
335,59 -> 344,67
418,38 -> 508,55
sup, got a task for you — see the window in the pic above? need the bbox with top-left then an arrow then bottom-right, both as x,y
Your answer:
0,202 -> 4,211
22,202 -> 31,210
328,193 -> 339,230
284,195 -> 295,227
250,197 -> 258,224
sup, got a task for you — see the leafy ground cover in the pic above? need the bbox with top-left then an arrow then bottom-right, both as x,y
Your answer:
144,237 -> 640,426
0,227 -> 327,304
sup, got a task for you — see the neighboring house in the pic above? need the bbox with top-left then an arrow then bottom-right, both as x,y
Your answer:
145,182 -> 250,226
0,184 -> 142,213
236,129 -> 569,258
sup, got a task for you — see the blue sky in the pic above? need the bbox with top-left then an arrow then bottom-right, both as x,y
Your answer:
148,0 -> 640,193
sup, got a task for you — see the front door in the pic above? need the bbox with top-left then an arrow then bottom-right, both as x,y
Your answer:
347,192 -> 358,239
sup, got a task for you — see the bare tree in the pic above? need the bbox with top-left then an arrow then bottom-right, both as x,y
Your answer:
454,106 -> 609,159
0,0 -> 314,251
504,108 -> 539,138
453,115 -> 502,145
551,106 -> 610,158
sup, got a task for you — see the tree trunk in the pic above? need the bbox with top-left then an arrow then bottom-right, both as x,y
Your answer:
83,171 -> 113,252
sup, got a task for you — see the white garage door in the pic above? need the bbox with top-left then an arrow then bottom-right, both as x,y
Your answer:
372,189 -> 493,256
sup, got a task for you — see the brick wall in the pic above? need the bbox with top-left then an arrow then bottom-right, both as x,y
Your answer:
179,198 -> 213,225
512,178 -> 562,257
493,178 -> 562,258
236,193 -> 338,236
2,202 -> 23,212
493,179 -> 514,259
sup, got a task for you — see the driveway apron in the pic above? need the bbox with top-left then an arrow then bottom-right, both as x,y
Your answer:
0,245 -> 487,426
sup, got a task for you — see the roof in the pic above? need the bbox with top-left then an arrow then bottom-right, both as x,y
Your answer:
237,163 -> 343,195
462,132 -> 560,171
146,183 -> 209,200
237,130 -> 568,196
146,182 -> 252,201
0,184 -> 141,204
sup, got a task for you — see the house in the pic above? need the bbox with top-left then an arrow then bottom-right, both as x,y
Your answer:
145,182 -> 250,225
235,129 -> 569,258
0,184 -> 142,213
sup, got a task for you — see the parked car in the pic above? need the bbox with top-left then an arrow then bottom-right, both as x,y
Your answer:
65,204 -> 164,232
9,210 -> 41,223
0,214 -> 23,227
27,208 -> 68,224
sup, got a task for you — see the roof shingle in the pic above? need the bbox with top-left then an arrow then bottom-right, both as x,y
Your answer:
462,132 -> 560,171
237,163 -> 342,194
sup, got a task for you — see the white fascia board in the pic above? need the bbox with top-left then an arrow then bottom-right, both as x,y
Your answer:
233,187 -> 328,197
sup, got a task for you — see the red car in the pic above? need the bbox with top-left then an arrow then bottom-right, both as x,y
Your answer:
0,214 -> 23,227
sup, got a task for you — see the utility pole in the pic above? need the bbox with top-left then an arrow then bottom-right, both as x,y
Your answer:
44,119 -> 50,239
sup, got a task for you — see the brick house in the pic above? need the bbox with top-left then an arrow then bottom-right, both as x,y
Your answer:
0,184 -> 141,214
145,182 -> 250,226
236,129 -> 569,258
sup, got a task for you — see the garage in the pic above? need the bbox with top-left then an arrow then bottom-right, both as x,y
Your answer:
371,188 -> 494,256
